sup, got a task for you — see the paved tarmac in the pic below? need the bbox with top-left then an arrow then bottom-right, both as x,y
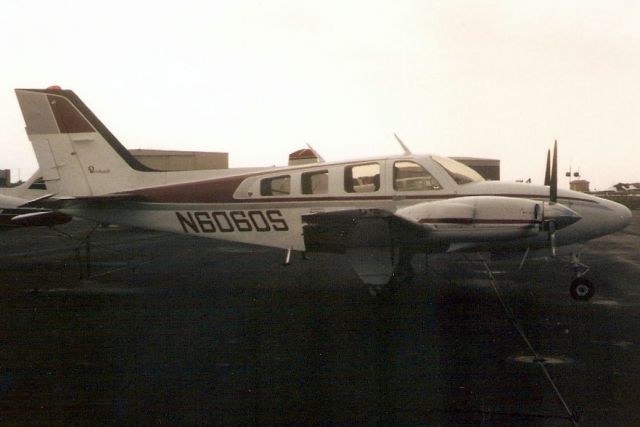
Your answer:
0,213 -> 638,426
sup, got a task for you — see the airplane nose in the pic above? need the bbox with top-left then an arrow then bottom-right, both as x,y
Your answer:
618,203 -> 633,229
608,199 -> 632,232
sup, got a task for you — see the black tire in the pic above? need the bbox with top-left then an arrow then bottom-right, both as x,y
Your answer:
570,277 -> 594,301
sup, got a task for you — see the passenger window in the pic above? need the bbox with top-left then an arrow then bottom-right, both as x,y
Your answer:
302,170 -> 328,194
393,161 -> 441,191
260,175 -> 291,196
345,163 -> 380,193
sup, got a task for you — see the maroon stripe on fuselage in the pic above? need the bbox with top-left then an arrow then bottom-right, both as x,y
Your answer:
418,218 -> 539,225
130,175 -> 250,203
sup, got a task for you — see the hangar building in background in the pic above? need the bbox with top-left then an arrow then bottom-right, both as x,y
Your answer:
129,149 -> 228,171
451,157 -> 500,181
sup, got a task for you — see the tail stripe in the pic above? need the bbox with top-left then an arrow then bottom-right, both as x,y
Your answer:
48,95 -> 94,133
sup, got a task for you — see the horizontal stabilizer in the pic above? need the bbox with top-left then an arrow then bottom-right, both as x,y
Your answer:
10,210 -> 71,227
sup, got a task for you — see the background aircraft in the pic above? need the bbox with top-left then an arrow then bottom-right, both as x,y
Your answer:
0,192 -> 70,229
0,170 -> 47,199
15,87 -> 632,300
0,170 -> 70,229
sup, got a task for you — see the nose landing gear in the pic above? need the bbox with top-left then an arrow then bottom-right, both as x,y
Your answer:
569,252 -> 594,301
570,277 -> 594,301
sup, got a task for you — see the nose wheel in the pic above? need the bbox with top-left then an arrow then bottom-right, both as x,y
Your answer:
570,277 -> 594,301
568,251 -> 594,301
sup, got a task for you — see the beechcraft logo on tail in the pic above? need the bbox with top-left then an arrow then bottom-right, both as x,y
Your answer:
176,210 -> 289,233
88,165 -> 110,174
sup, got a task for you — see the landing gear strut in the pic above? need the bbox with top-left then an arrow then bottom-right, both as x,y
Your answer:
569,251 -> 594,301
368,251 -> 416,298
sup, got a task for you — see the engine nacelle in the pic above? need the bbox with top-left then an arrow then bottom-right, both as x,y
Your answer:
396,196 -> 543,242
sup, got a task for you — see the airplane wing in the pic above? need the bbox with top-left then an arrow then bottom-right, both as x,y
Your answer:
303,208 -> 439,287
302,197 -> 580,287
302,208 -> 434,254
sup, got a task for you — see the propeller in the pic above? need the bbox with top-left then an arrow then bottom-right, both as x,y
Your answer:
550,140 -> 558,203
548,219 -> 557,257
544,149 -> 551,186
542,140 -> 564,256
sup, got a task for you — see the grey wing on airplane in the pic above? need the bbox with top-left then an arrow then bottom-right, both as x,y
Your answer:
302,209 -> 441,289
302,209 -> 434,254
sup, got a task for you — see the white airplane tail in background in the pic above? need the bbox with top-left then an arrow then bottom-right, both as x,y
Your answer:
0,170 -> 47,200
15,87 -> 262,196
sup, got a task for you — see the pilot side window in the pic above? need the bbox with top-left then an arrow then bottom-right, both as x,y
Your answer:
302,170 -> 328,194
393,161 -> 441,191
260,175 -> 291,196
345,163 -> 380,193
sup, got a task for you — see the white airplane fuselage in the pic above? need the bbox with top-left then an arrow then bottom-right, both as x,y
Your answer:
14,87 -> 632,297
56,154 -> 632,254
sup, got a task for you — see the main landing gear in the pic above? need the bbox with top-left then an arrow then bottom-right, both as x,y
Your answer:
569,252 -> 594,301
368,257 -> 416,298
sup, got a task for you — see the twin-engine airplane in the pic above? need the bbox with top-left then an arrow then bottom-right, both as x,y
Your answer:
14,87 -> 632,300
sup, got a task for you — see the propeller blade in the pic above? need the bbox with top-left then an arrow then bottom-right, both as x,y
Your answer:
550,140 -> 558,203
547,220 -> 557,257
544,149 -> 551,186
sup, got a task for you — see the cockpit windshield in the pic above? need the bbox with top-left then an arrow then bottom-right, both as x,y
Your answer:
431,155 -> 485,185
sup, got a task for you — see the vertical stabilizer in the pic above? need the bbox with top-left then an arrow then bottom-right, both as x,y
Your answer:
15,87 -> 160,196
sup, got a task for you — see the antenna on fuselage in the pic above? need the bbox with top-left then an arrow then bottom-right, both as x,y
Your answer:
394,133 -> 412,155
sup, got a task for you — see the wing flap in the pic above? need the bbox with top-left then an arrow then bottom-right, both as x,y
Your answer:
302,208 -> 431,253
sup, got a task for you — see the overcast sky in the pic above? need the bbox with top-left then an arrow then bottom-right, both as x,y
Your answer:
1,0 -> 639,190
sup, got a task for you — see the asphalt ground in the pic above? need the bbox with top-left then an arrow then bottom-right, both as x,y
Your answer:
0,213 -> 638,426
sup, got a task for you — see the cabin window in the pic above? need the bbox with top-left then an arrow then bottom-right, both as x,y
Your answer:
344,163 -> 380,193
260,175 -> 291,196
302,170 -> 328,194
393,161 -> 441,191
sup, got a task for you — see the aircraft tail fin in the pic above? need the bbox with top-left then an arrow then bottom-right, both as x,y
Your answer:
15,87 -> 157,197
